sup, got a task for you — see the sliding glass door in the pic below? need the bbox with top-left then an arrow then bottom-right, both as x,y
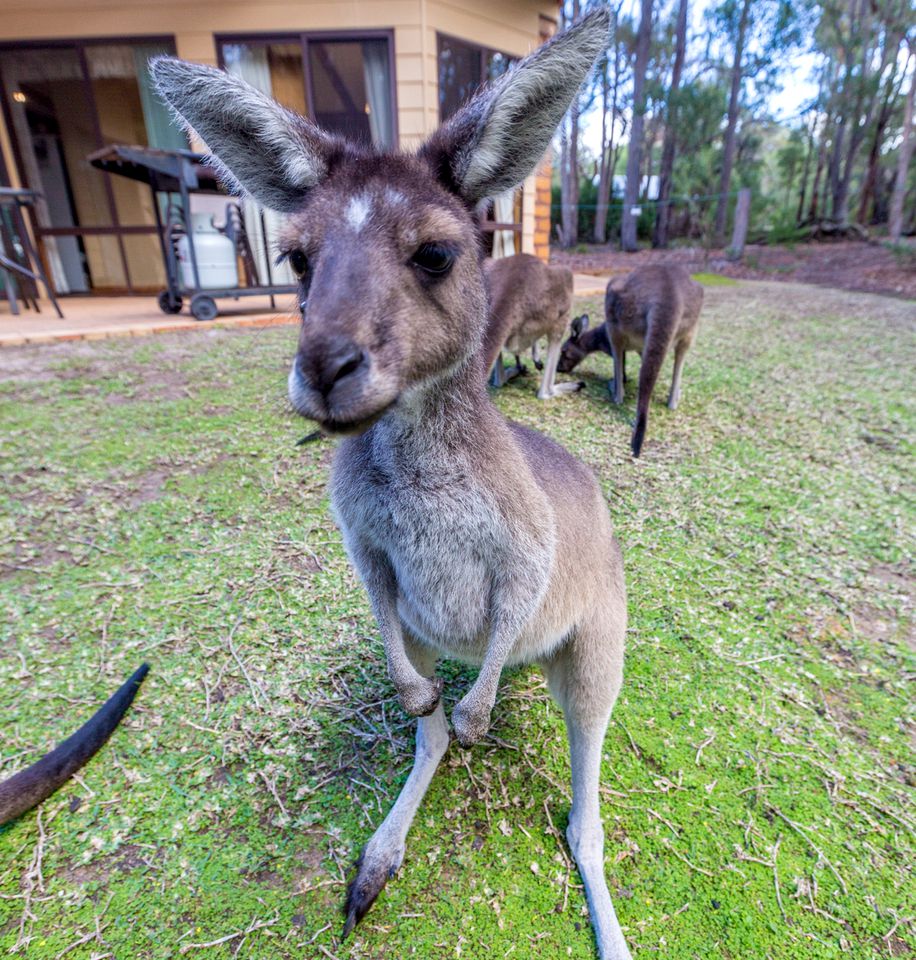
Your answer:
217,31 -> 396,284
0,37 -> 183,293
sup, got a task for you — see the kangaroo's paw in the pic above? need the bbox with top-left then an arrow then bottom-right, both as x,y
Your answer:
452,698 -> 492,747
342,840 -> 405,938
397,675 -> 443,717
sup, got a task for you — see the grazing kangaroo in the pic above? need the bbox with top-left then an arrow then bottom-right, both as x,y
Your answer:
153,11 -> 633,959
483,253 -> 586,398
557,311 -> 615,373
559,265 -> 703,456
0,665 -> 149,825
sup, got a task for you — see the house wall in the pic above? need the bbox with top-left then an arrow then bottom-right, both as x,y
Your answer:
0,0 -> 558,262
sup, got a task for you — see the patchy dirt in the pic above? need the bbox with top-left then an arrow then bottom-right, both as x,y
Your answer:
551,239 -> 916,300
0,325 -> 279,383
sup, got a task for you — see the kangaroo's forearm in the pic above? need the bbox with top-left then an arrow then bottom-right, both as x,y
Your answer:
352,545 -> 441,714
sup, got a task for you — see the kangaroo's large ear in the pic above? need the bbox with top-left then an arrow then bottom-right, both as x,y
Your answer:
151,57 -> 342,213
419,9 -> 608,205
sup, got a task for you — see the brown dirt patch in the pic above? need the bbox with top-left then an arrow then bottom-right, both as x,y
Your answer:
64,843 -> 161,885
551,239 -> 916,301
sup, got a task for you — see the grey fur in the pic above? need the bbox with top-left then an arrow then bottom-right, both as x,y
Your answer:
150,57 -> 346,212
419,8 -> 610,203
559,265 -> 704,456
151,12 -> 632,959
483,253 -> 585,399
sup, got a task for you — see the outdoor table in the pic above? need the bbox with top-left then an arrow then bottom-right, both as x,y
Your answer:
0,186 -> 64,319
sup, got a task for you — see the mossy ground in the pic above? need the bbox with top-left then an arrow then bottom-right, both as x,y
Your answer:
0,280 -> 913,959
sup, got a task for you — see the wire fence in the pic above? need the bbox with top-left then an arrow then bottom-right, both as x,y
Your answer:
550,189 -> 749,246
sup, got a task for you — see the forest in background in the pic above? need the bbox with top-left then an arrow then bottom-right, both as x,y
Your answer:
552,0 -> 916,251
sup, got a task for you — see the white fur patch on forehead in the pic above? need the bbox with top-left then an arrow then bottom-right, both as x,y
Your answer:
346,194 -> 372,231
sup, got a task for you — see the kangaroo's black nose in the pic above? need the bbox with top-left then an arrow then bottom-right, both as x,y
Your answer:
303,339 -> 368,397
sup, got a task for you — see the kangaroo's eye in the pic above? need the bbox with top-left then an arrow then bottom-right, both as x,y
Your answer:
288,249 -> 309,278
411,243 -> 455,277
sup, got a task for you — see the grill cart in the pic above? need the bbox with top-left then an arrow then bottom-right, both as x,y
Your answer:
89,145 -> 296,321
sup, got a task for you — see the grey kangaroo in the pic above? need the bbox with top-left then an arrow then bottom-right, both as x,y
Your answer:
559,265 -> 703,456
483,252 -> 586,398
153,11 -> 633,959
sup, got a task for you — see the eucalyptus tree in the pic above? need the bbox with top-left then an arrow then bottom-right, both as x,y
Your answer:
816,0 -> 910,225
710,0 -> 802,241
889,41 -> 915,241
653,0 -> 690,247
621,0 -> 655,251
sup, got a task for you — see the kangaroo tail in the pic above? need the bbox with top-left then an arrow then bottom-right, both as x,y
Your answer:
632,311 -> 672,457
0,663 -> 149,826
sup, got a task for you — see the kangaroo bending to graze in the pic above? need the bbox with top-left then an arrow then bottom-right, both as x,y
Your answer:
153,12 -> 633,959
0,664 -> 149,826
559,265 -> 704,457
483,253 -> 587,398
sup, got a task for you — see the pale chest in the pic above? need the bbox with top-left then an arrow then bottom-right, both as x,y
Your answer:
333,463 -> 504,648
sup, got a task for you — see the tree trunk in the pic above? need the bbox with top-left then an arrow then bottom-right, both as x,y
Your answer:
593,62 -> 610,243
807,111 -> 830,223
713,0 -> 752,242
595,27 -> 624,244
857,74 -> 899,225
889,50 -> 916,241
653,0 -> 689,248
726,187 -> 751,260
559,100 -> 581,246
836,31 -> 895,225
557,0 -> 581,248
796,111 -> 816,225
621,0 -> 654,252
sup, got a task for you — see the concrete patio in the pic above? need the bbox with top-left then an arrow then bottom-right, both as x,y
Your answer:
0,292 -> 301,347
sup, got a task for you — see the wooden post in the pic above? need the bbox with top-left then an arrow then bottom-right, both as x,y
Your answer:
727,188 -> 751,261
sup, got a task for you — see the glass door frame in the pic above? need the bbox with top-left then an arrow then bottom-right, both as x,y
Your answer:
214,29 -> 399,149
0,34 -> 180,294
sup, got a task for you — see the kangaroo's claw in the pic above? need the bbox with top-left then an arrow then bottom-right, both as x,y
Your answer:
342,844 -> 402,938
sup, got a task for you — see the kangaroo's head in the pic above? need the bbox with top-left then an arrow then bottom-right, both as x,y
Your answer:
152,12 -> 608,434
557,313 -> 592,373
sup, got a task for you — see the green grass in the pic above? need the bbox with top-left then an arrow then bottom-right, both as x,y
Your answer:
1,280 -> 914,959
690,273 -> 738,287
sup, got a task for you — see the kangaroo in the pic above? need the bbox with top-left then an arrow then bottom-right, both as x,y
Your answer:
0,664 -> 149,825
559,265 -> 703,456
153,12 -> 633,959
557,311 -> 615,373
483,253 -> 586,398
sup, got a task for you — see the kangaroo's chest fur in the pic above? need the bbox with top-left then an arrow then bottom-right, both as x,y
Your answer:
330,409 -> 549,663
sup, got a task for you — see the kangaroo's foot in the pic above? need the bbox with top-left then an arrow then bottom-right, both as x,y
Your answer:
342,703 -> 449,937
343,839 -> 404,938
607,379 -> 624,404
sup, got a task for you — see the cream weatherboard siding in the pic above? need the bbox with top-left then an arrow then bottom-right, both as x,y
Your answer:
0,0 -> 558,273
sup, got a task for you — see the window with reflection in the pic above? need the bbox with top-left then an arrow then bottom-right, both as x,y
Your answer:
437,35 -> 514,121
219,35 -> 395,150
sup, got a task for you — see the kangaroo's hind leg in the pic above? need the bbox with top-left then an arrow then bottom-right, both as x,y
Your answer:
542,606 -> 632,960
343,639 -> 450,937
609,334 -> 626,404
667,338 -> 689,410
